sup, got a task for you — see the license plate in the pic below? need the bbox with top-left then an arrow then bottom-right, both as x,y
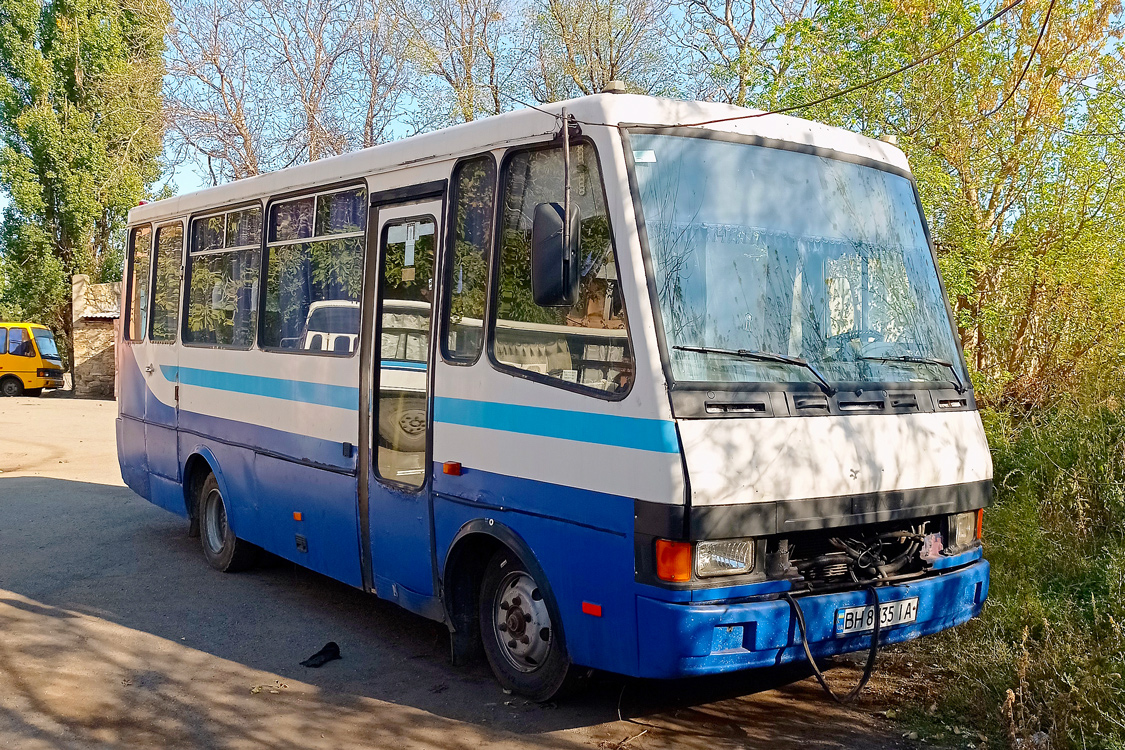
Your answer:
835,597 -> 919,635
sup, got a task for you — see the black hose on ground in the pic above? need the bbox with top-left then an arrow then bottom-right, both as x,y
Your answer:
782,585 -> 881,704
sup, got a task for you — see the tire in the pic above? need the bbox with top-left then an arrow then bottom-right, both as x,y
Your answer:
378,396 -> 427,452
198,473 -> 258,572
0,378 -> 23,397
478,548 -> 581,701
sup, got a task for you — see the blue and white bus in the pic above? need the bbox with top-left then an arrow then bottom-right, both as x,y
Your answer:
117,93 -> 991,700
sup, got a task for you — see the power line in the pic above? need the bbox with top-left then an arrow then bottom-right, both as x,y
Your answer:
979,0 -> 1055,118
674,0 -> 1030,128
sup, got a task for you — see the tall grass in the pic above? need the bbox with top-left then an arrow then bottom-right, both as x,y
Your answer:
914,403 -> 1125,748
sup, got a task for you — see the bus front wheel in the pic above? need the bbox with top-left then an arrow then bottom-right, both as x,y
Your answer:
0,377 -> 23,397
198,473 -> 258,573
478,549 -> 582,701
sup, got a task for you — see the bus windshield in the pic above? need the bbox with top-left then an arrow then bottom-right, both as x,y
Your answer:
34,330 -> 61,360
630,132 -> 967,388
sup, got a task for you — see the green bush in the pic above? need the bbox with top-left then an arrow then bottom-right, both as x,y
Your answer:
912,404 -> 1125,749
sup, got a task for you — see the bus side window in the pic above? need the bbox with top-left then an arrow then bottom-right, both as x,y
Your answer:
0,328 -> 6,354
261,187 -> 366,353
490,143 -> 634,396
9,328 -> 33,357
151,222 -> 184,342
442,154 -> 496,362
127,225 -> 153,341
184,206 -> 261,348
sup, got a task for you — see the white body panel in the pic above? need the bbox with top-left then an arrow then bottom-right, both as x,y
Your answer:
678,410 -> 993,506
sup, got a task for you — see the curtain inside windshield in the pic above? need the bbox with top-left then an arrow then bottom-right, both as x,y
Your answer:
631,133 -> 965,387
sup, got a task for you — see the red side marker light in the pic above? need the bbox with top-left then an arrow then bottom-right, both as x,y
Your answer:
293,511 -> 303,522
582,601 -> 602,617
442,461 -> 462,476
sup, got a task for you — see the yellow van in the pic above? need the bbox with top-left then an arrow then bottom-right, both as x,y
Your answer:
0,323 -> 65,396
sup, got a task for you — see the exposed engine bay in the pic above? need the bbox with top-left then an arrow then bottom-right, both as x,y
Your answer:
764,517 -> 972,592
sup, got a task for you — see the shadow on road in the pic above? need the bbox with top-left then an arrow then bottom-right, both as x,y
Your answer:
0,476 -> 904,749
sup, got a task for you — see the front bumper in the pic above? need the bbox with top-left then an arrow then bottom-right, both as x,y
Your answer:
635,558 -> 989,678
27,375 -> 64,389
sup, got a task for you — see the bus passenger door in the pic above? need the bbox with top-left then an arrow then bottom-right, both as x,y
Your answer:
360,195 -> 444,617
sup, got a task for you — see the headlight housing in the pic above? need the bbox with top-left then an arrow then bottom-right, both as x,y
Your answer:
948,510 -> 982,549
695,538 -> 755,577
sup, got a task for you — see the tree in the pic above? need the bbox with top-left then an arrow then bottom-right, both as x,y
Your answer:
165,0 -> 274,181
0,0 -> 168,364
743,0 -> 1125,405
388,0 -> 521,123
528,0 -> 673,100
675,0 -> 812,106
166,0 -> 409,183
352,0 -> 410,148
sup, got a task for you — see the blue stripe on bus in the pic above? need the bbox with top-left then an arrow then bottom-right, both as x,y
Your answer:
383,360 -> 427,370
161,366 -> 679,453
162,365 -> 359,410
433,396 -> 680,454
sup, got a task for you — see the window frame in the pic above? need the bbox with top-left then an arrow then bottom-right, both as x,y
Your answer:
620,125 -> 974,398
485,137 -> 635,402
124,223 -> 153,343
439,151 -> 499,367
9,326 -> 33,357
259,181 -> 368,358
182,200 -> 265,351
372,210 -> 441,492
149,219 -> 187,344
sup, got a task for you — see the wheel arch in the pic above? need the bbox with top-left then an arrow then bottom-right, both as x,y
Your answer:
441,520 -> 569,667
182,446 -> 232,534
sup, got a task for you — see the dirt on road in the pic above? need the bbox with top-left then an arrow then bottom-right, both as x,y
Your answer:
0,395 -> 919,750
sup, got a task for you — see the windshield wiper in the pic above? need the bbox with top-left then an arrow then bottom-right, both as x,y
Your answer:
858,355 -> 966,394
673,345 -> 837,395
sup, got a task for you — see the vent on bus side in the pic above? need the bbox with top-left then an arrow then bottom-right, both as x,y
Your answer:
838,399 -> 885,412
706,401 -> 767,414
793,394 -> 830,412
938,398 -> 968,409
888,393 -> 920,411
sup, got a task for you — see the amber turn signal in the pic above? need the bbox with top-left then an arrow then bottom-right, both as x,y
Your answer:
655,539 -> 692,582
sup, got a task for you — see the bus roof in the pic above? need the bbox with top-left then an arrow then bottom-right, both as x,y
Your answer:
128,93 -> 910,227
0,322 -> 51,330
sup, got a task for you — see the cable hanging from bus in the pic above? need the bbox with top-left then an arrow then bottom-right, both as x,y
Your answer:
117,90 -> 990,700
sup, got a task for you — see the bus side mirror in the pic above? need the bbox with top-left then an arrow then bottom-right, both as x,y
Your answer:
531,202 -> 580,307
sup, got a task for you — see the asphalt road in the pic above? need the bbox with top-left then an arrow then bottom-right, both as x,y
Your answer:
0,395 -> 915,749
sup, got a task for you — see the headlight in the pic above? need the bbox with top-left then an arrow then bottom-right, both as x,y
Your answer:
695,539 -> 754,577
948,510 -> 981,548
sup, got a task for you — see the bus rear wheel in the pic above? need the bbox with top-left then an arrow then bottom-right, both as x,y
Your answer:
0,378 -> 23,397
198,473 -> 258,572
478,549 -> 580,701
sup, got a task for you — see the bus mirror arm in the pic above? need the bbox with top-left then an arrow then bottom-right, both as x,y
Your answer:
530,201 -> 581,307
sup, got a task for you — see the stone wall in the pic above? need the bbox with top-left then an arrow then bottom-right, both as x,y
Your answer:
72,274 -> 121,399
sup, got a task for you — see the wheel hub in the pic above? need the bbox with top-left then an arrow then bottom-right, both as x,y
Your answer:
399,411 -> 426,435
493,570 -> 552,673
204,488 -> 228,555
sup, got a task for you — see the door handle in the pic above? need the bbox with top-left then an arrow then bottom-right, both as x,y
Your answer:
144,364 -> 154,374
